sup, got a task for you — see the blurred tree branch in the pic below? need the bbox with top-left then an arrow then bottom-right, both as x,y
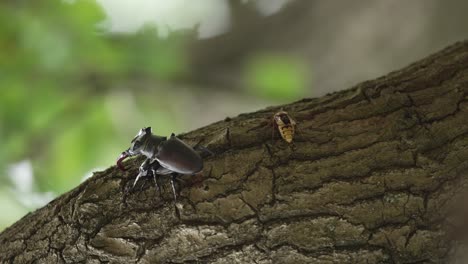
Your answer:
1,41 -> 468,263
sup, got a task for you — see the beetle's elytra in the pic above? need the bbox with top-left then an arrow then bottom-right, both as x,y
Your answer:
116,127 -> 204,201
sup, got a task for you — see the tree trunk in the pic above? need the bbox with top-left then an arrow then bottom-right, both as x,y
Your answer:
2,41 -> 468,264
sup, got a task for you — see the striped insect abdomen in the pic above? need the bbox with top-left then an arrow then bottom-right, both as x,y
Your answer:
279,124 -> 295,143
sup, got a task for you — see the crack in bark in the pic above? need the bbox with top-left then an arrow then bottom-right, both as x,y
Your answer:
3,41 -> 468,264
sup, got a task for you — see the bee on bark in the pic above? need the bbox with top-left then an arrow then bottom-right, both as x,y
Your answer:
272,110 -> 296,143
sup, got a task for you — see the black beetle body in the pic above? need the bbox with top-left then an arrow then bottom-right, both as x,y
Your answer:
155,134 -> 203,174
116,127 -> 203,200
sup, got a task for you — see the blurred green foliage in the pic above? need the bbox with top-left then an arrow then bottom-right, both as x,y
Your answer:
0,0 -> 308,230
244,53 -> 308,101
0,0 -> 188,229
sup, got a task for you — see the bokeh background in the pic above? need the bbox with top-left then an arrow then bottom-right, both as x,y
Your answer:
1,0 -> 468,230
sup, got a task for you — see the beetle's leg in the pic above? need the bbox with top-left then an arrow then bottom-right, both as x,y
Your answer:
170,174 -> 178,202
136,159 -> 165,198
133,158 -> 151,189
151,171 -> 162,197
149,160 -> 163,197
139,178 -> 148,191
192,139 -> 214,158
193,145 -> 214,158
133,171 -> 145,189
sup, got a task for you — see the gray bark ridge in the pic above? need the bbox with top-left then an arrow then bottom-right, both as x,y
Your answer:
2,41 -> 468,264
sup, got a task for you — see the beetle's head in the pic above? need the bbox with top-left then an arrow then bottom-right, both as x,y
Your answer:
116,127 -> 152,171
128,127 -> 152,154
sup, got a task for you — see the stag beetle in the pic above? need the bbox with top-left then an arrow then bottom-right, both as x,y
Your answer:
117,127 -> 204,201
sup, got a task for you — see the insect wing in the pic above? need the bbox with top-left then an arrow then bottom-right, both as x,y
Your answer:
155,136 -> 203,174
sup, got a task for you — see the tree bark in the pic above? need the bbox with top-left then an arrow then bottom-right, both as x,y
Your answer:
2,41 -> 468,264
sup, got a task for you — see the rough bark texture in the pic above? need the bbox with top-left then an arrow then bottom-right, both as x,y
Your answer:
2,41 -> 468,264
